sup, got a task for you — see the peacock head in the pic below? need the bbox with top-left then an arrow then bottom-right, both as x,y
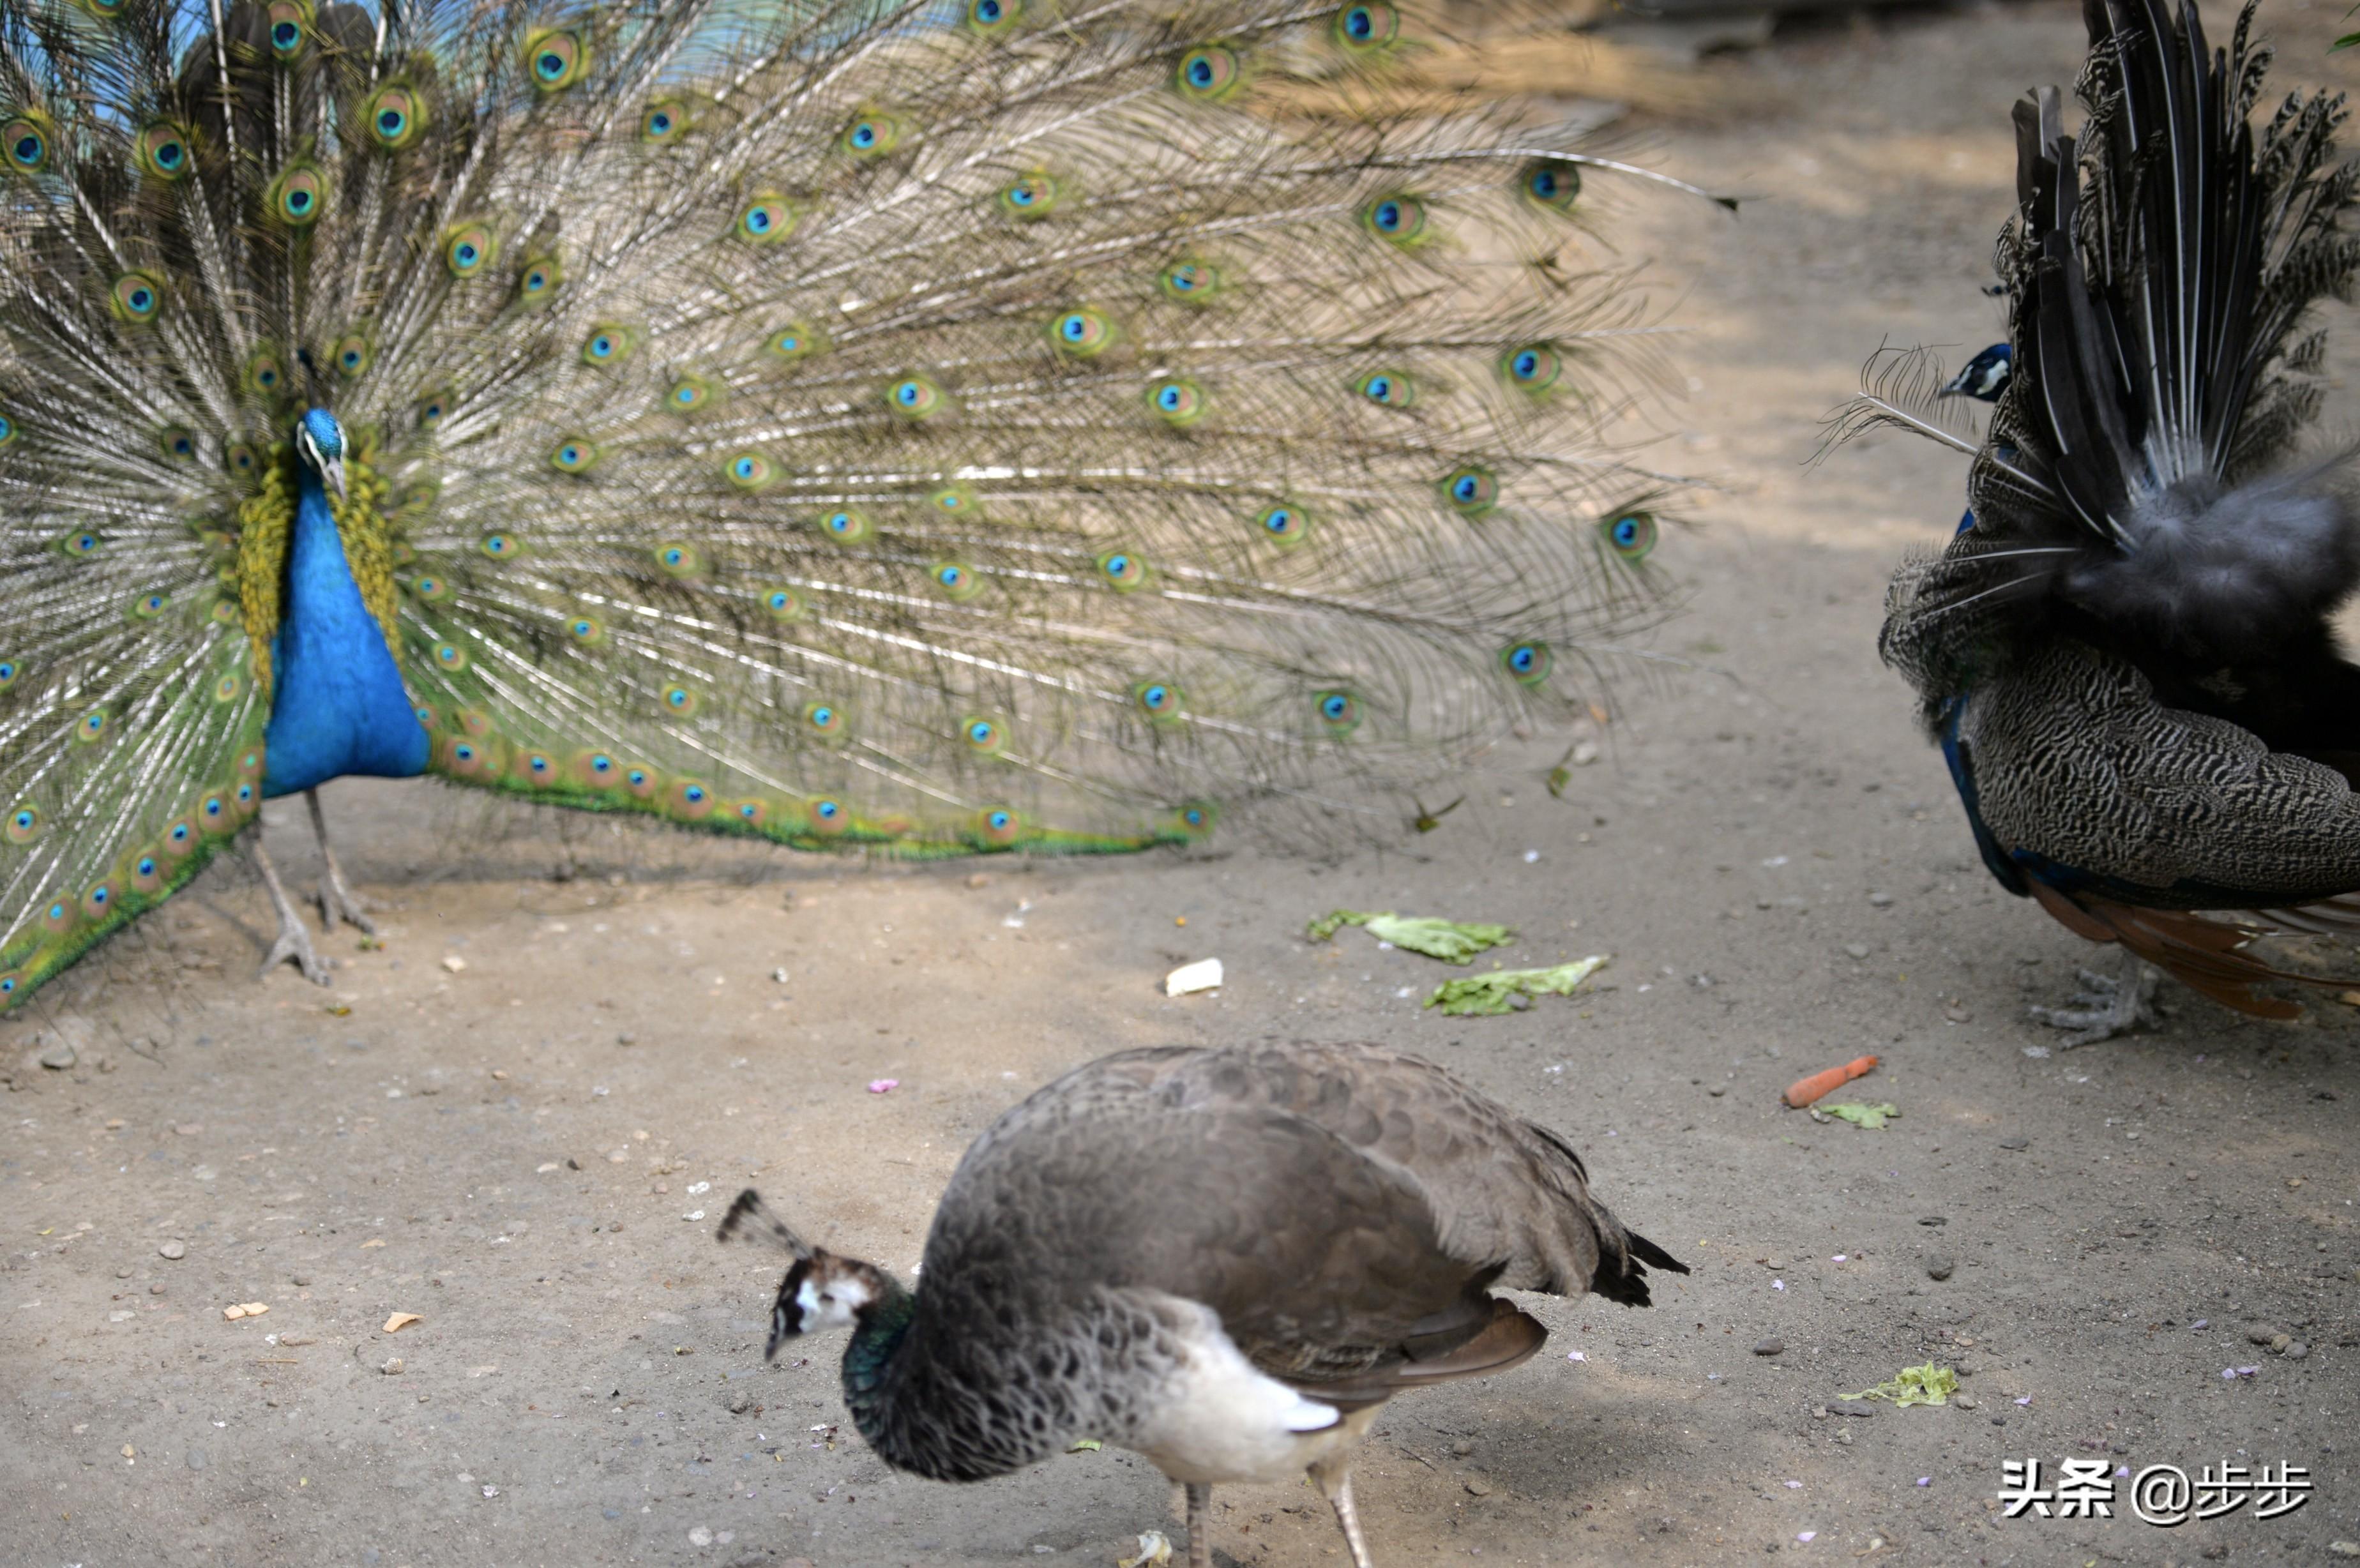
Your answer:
294,407 -> 348,500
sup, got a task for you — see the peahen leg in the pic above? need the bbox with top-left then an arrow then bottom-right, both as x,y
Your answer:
250,836 -> 331,986
1184,1482 -> 1213,1568
2027,953 -> 2161,1047
305,789 -> 375,935
1308,1454 -> 1379,1568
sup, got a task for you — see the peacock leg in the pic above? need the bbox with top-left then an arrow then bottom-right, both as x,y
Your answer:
2027,954 -> 2161,1047
251,835 -> 332,986
1184,1482 -> 1214,1568
305,789 -> 376,935
1308,1454 -> 1379,1568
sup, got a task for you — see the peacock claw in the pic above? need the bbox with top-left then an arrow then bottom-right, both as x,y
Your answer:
259,914 -> 334,988
314,873 -> 375,937
2027,961 -> 2161,1046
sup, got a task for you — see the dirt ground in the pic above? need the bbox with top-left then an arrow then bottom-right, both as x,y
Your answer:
7,4 -> 2360,1565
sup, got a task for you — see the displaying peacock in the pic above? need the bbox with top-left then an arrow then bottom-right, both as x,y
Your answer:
1856,0 -> 2360,1041
0,0 -> 1715,1012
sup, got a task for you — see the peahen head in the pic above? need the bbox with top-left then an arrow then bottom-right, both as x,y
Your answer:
716,1188 -> 904,1358
294,407 -> 348,500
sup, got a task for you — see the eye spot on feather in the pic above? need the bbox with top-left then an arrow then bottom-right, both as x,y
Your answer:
548,438 -> 598,475
162,818 -> 197,856
624,765 -> 661,800
434,642 -> 467,670
566,615 -> 605,646
654,543 -> 702,578
887,375 -> 946,419
1355,369 -> 1416,409
41,894 -> 76,934
333,333 -> 372,378
927,485 -> 979,517
819,508 -> 872,543
975,807 -> 1021,846
213,673 -> 243,702
79,880 -> 114,919
1096,550 -> 1148,592
1256,502 -> 1311,548
516,255 -> 563,308
667,375 -> 713,413
931,561 -> 983,601
481,532 -> 522,559
965,0 -> 1022,36
416,391 -> 451,428
409,575 -> 450,603
366,84 -> 422,149
73,709 -> 109,744
269,163 -> 326,225
1315,690 -> 1362,734
4,805 -> 41,845
765,323 -> 822,364
582,326 -> 633,366
998,171 -> 1059,219
1503,343 -> 1562,393
1172,801 -> 1217,837
575,751 -> 620,788
1132,681 -> 1184,724
1147,377 -> 1207,426
667,778 -> 715,820
246,349 -> 287,398
1362,193 -> 1426,246
841,112 -> 900,158
5,116 -> 49,173
266,1 -> 305,57
1600,509 -> 1657,561
0,973 -> 21,1004
1442,464 -> 1498,517
808,797 -> 847,834
136,123 -> 191,182
0,412 -> 15,448
112,272 -> 164,324
1049,306 -> 1114,357
1522,158 -> 1582,213
801,701 -> 846,738
736,194 -> 797,245
526,29 -> 588,91
0,660 -> 17,690
199,794 -> 229,829
1500,641 -> 1552,685
1334,3 -> 1402,51
731,797 -> 773,828
962,716 -> 1006,755
158,426 -> 196,462
1158,257 -> 1222,303
725,451 -> 776,490
60,529 -> 101,558
640,100 -> 685,144
444,223 -> 496,278
131,591 -> 169,619
662,684 -> 701,716
130,853 -> 163,894
762,587 -> 805,622
1175,46 -> 1243,100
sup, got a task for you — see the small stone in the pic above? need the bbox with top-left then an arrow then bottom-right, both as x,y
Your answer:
1707,1085 -> 1726,1097
1752,1338 -> 1784,1356
185,1447 -> 207,1471
688,1525 -> 715,1547
380,1357 -> 404,1375
2250,1326 -> 2281,1346
440,954 -> 466,973
116,1266 -> 132,1279
616,1032 -> 636,1046
1953,1394 -> 1979,1410
174,1123 -> 201,1136
2269,1333 -> 2292,1354
291,1274 -> 310,1287
1926,1256 -> 1955,1281
1918,1215 -> 1948,1226
1842,943 -> 1870,960
1463,1477 -> 1494,1497
725,1389 -> 754,1414
36,1039 -> 75,1069
1867,892 -> 1894,907
965,873 -> 991,889
2328,1541 -> 2360,1558
1997,1136 -> 2029,1150
2287,1341 -> 2310,1360
1834,1399 -> 1876,1418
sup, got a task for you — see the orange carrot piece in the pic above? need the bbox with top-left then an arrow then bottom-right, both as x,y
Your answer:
1782,1053 -> 1879,1109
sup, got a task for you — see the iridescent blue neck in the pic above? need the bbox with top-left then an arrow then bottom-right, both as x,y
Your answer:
259,467 -> 428,796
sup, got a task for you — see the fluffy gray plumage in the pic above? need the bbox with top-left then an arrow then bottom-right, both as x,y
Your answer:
719,1041 -> 1683,1565
1863,0 -> 2360,1020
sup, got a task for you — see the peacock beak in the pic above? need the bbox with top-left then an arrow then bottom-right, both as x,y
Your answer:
320,453 -> 347,501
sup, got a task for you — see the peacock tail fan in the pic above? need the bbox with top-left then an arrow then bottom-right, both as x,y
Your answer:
0,0 -> 1711,1009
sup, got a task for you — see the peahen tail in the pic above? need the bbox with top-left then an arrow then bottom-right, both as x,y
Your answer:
0,0 -> 1713,1012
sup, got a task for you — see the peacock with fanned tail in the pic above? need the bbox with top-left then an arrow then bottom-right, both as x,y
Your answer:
0,0 -> 1713,1009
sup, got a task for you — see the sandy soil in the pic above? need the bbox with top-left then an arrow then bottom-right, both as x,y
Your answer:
5,4 -> 2359,1565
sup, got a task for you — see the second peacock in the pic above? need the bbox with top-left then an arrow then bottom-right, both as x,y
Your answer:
0,0 -> 1709,1009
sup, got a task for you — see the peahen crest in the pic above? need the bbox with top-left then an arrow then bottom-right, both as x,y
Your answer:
0,0 -> 1710,1010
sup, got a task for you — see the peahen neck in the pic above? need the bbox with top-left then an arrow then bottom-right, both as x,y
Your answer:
259,464 -> 429,797
837,1274 -> 1057,1484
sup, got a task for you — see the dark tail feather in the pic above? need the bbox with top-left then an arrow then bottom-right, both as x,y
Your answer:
1591,1228 -> 1688,1308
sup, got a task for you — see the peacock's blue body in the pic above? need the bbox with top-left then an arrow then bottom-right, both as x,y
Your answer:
0,0 -> 1722,1009
262,415 -> 430,797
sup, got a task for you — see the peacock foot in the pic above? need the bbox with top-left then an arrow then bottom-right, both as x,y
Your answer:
259,901 -> 334,986
2027,961 -> 2160,1047
314,870 -> 375,936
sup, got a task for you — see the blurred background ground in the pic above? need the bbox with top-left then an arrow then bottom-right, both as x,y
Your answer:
4,2 -> 2359,1565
